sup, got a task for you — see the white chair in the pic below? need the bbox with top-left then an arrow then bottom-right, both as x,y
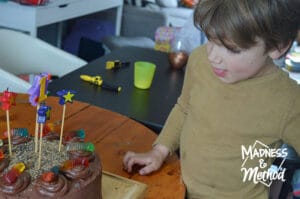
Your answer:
0,68 -> 31,93
0,28 -> 87,76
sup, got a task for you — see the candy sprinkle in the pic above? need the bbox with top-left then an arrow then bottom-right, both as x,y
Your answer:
6,140 -> 68,179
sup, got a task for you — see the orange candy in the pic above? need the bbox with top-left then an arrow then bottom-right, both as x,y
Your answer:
41,171 -> 57,182
61,157 -> 89,171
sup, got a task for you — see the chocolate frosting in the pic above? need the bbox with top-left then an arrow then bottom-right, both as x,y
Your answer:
0,172 -> 31,195
68,151 -> 95,162
43,132 -> 60,141
0,158 -> 10,173
0,136 -> 102,198
0,155 -> 102,199
63,137 -> 84,145
1,145 -> 8,153
2,139 -> 8,145
63,164 -> 92,181
11,136 -> 31,145
35,174 -> 69,197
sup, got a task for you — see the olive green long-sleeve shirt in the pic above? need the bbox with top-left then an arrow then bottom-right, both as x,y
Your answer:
155,45 -> 300,198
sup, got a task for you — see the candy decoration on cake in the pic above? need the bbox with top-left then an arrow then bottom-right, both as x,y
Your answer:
66,142 -> 96,162
37,104 -> 51,169
3,128 -> 31,145
0,89 -> 102,198
41,166 -> 59,183
3,128 -> 29,137
61,156 -> 93,181
56,89 -> 76,152
4,162 -> 25,184
35,165 -> 69,198
0,154 -> 9,173
43,122 -> 55,135
66,142 -> 95,152
41,122 -> 61,141
0,162 -> 31,195
0,150 -> 4,160
0,147 -> 9,174
28,73 -> 50,153
0,89 -> 17,156
41,171 -> 57,183
64,129 -> 85,143
61,157 -> 89,171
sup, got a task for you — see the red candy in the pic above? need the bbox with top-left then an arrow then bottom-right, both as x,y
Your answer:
0,150 -> 4,160
41,171 -> 57,182
42,123 -> 55,136
4,163 -> 25,184
64,130 -> 85,142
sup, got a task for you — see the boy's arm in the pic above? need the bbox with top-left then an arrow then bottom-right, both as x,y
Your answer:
154,47 -> 201,154
281,86 -> 300,154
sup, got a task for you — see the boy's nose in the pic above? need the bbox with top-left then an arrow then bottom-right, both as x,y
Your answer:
207,42 -> 222,64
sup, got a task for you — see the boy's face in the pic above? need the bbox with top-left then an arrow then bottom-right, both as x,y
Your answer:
206,38 -> 277,84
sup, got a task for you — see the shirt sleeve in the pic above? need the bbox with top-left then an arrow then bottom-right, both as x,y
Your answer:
281,85 -> 300,155
154,47 -> 200,153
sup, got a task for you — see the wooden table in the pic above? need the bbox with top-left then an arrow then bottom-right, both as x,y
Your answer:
0,94 -> 185,199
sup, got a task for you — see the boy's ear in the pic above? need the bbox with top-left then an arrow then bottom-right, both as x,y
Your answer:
268,42 -> 291,59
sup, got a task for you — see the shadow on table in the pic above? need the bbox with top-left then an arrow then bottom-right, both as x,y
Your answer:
130,89 -> 162,134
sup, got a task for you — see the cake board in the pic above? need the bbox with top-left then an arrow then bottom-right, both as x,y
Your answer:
102,171 -> 147,199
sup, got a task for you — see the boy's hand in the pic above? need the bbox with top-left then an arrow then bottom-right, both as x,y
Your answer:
123,144 -> 169,175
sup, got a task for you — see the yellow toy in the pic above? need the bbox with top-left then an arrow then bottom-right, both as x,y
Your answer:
80,75 -> 122,92
106,60 -> 130,70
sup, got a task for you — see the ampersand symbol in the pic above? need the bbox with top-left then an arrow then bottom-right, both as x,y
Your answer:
259,159 -> 267,168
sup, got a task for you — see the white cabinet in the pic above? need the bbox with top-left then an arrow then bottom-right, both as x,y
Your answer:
0,0 -> 123,46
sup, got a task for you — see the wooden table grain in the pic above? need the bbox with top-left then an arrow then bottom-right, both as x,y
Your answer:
0,94 -> 185,199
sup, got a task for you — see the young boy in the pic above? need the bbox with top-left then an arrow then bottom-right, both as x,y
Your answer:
123,0 -> 300,198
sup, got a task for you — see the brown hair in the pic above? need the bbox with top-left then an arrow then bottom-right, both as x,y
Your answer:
194,0 -> 300,52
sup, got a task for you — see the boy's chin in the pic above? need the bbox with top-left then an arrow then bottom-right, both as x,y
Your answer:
217,76 -> 238,84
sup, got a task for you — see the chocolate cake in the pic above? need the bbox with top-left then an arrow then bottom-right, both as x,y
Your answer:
0,133 -> 102,199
